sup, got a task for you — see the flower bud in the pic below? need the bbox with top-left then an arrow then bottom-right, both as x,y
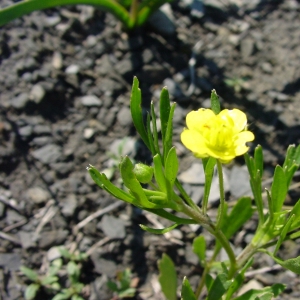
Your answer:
133,163 -> 153,184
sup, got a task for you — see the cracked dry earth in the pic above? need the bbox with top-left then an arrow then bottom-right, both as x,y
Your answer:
0,0 -> 300,299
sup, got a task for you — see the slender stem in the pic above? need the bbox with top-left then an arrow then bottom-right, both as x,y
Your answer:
236,243 -> 257,269
129,0 -> 139,27
175,179 -> 202,213
195,249 -> 219,299
216,160 -> 225,229
180,202 -> 237,278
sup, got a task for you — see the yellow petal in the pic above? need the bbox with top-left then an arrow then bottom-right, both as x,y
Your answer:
227,109 -> 247,132
181,129 -> 208,157
186,109 -> 215,131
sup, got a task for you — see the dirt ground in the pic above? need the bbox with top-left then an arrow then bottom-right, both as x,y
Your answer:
0,0 -> 300,299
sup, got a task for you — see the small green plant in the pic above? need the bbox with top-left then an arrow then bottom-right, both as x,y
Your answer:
224,76 -> 248,93
107,268 -> 137,299
21,259 -> 62,300
88,77 -> 300,299
21,247 -> 88,300
0,0 -> 173,30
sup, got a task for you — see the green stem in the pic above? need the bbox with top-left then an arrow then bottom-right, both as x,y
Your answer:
181,202 -> 237,279
129,0 -> 139,28
175,179 -> 202,214
195,249 -> 219,299
216,160 -> 225,229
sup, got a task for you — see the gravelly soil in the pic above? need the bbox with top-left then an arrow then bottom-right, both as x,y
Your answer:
0,0 -> 300,299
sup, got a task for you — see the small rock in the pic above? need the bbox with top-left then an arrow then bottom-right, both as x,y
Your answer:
261,62 -> 273,74
47,246 -> 62,261
29,84 -> 45,104
229,165 -> 252,198
6,209 -> 26,225
60,194 -> 77,217
98,215 -> 126,239
83,128 -> 95,140
191,0 -> 205,18
91,256 -> 117,277
240,38 -> 254,60
32,144 -> 62,164
11,93 -> 29,109
178,163 -> 206,184
81,95 -> 102,107
117,106 -> 132,126
65,64 -> 80,74
148,3 -> 176,36
38,230 -> 69,248
0,253 -> 22,271
44,15 -> 61,27
163,78 -> 183,98
18,125 -> 33,138
109,138 -> 136,157
18,231 -> 36,249
52,51 -> 63,69
27,187 -> 50,204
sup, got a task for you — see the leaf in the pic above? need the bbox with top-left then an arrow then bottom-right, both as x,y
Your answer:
283,144 -> 300,169
144,208 -> 197,225
163,103 -> 176,163
274,214 -> 295,254
130,76 -> 150,149
25,283 -> 40,300
289,199 -> 300,230
210,89 -> 221,114
192,236 -> 206,265
181,277 -> 197,300
202,157 -> 216,213
233,283 -> 285,300
225,258 -> 253,300
222,197 -> 253,240
88,165 -> 137,204
41,275 -> 59,285
107,280 -> 119,292
153,154 -> 167,193
151,101 -> 160,156
0,0 -> 131,28
271,166 -> 288,212
20,266 -> 39,282
266,251 -> 300,274
206,273 -> 231,300
140,223 -> 178,234
158,254 -> 177,300
165,147 -> 179,187
160,87 -> 171,145
254,145 -> 263,178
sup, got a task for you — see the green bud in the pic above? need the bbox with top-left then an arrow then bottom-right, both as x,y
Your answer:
133,163 -> 154,184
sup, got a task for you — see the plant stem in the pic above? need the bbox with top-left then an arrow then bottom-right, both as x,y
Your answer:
129,0 -> 139,27
216,160 -> 225,229
195,249 -> 219,299
181,202 -> 237,279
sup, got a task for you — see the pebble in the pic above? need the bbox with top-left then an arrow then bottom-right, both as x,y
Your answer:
83,128 -> 95,140
178,163 -> 206,184
18,231 -> 36,249
0,253 -> 22,271
65,64 -> 80,74
26,187 -> 50,204
29,84 -> 45,103
229,165 -> 252,198
60,193 -> 77,217
10,93 -> 29,109
38,229 -> 69,248
32,144 -> 62,164
81,95 -> 102,107
52,51 -> 63,69
98,215 -> 126,239
117,106 -> 132,126
148,3 -> 176,36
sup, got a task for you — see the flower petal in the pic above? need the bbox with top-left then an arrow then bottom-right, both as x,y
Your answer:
181,129 -> 208,157
227,109 -> 247,132
186,109 -> 215,131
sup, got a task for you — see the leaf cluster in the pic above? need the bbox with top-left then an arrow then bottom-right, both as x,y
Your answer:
0,0 -> 173,30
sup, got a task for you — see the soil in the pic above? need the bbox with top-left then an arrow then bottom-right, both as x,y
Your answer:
0,0 -> 300,299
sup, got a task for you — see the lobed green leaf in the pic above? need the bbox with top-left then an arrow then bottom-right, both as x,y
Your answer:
206,273 -> 231,300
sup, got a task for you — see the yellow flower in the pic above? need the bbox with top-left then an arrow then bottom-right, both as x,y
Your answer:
181,108 -> 254,163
